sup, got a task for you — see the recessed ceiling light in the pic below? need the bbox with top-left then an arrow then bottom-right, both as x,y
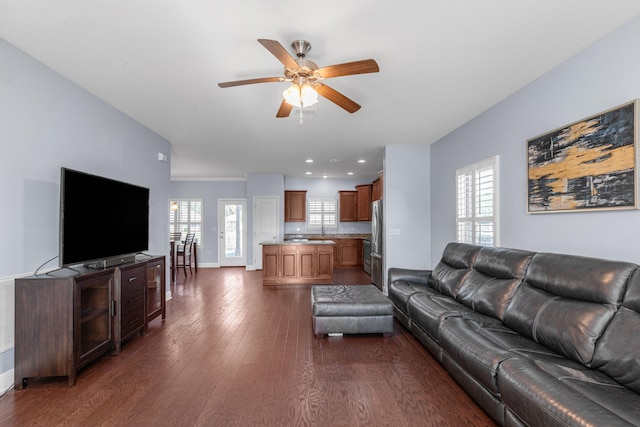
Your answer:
305,159 -> 314,163
305,171 -> 312,175
323,175 -> 328,179
358,159 -> 366,163
347,172 -> 354,175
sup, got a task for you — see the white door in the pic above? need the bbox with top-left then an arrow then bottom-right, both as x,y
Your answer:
253,196 -> 279,270
218,199 -> 247,267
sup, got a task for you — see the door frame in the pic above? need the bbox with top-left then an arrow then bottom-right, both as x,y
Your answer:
218,199 -> 247,267
252,196 -> 279,271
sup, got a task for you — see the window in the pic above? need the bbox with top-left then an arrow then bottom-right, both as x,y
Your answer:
307,198 -> 338,230
456,156 -> 499,246
170,199 -> 203,245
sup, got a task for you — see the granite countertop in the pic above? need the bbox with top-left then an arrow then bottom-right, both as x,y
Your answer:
261,240 -> 337,246
284,233 -> 372,240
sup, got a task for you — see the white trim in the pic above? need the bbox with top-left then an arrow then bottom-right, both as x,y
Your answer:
0,369 -> 13,395
218,199 -> 248,267
171,176 -> 247,182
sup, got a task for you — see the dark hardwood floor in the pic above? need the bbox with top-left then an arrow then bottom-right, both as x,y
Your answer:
0,268 -> 495,426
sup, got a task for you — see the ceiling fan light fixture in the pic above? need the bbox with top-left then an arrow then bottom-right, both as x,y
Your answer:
283,83 -> 318,108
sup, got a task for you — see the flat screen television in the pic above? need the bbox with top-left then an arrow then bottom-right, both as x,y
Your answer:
60,167 -> 149,267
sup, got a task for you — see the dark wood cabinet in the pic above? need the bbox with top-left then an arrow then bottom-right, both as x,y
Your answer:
356,184 -> 372,221
285,190 -> 306,222
146,256 -> 166,329
117,263 -> 146,348
15,269 -> 115,388
339,191 -> 358,222
14,257 -> 166,388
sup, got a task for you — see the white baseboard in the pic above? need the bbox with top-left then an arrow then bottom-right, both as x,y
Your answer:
0,369 -> 13,395
196,262 -> 219,268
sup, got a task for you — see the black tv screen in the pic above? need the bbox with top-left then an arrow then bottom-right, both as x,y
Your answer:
60,168 -> 149,266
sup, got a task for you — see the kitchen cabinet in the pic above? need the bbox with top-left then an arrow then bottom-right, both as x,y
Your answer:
372,173 -> 383,201
262,245 -> 280,282
356,184 -> 372,221
311,237 -> 365,269
339,191 -> 358,222
285,190 -> 306,222
262,242 -> 335,285
336,238 -> 364,268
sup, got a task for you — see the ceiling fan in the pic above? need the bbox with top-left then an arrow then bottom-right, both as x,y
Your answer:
218,39 -> 379,118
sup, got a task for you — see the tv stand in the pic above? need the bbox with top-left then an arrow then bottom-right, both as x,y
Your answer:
85,254 -> 136,269
14,255 -> 166,388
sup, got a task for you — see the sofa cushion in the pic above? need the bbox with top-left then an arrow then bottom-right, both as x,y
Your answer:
388,279 -> 432,314
498,357 -> 640,427
388,267 -> 433,315
439,315 -> 517,394
407,293 -> 477,343
503,252 -> 635,366
428,242 -> 480,298
456,246 -> 534,321
592,268 -> 640,393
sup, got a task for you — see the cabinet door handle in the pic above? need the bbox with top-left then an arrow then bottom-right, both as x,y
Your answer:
128,277 -> 137,282
128,297 -> 141,304
111,301 -> 116,316
128,318 -> 139,325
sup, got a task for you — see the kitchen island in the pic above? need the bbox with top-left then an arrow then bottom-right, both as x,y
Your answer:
261,240 -> 336,285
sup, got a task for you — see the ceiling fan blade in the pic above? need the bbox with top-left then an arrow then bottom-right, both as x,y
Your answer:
218,77 -> 284,88
316,59 -> 379,79
257,39 -> 299,70
276,99 -> 293,118
315,83 -> 361,113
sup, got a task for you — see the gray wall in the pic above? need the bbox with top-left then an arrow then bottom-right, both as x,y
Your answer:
430,16 -> 640,266
384,145 -> 431,292
0,37 -> 171,392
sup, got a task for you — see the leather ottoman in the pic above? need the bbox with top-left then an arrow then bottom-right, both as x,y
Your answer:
311,285 -> 394,337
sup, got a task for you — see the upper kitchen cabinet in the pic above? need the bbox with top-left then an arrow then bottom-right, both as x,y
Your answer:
356,184 -> 372,221
285,190 -> 307,222
372,172 -> 383,201
339,191 -> 358,222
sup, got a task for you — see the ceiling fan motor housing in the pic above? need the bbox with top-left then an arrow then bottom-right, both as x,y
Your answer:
291,40 -> 311,58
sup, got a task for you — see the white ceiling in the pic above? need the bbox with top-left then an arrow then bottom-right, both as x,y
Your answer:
2,1 -> 640,180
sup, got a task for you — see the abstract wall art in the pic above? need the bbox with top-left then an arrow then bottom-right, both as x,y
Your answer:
527,100 -> 638,213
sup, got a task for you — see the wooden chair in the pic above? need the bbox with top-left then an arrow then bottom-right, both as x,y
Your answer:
176,233 -> 196,276
169,232 -> 182,241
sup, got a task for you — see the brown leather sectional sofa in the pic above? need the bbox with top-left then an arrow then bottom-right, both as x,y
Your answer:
388,242 -> 640,426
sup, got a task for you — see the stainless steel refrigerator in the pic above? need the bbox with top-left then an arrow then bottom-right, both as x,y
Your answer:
371,199 -> 383,291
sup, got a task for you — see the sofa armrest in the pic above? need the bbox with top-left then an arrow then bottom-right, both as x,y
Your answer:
388,267 -> 432,286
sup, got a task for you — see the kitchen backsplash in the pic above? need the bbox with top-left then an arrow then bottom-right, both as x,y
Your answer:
284,221 -> 372,235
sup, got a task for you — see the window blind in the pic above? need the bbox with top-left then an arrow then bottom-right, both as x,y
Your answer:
456,156 -> 499,246
308,199 -> 338,230
170,199 -> 203,244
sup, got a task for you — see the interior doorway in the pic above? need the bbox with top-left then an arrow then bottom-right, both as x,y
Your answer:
253,196 -> 278,270
218,199 -> 247,267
